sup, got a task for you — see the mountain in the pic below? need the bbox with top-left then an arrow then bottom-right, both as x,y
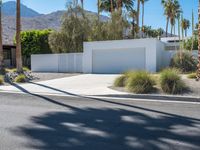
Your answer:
2,1 -> 109,45
2,1 -> 41,18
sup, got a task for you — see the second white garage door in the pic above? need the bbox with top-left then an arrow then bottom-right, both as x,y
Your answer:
92,48 -> 146,74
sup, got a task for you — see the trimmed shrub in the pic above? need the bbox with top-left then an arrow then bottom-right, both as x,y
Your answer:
0,76 -> 4,85
114,75 -> 127,87
14,74 -> 27,83
187,73 -> 196,79
126,71 -> 156,94
170,52 -> 198,73
160,69 -> 186,94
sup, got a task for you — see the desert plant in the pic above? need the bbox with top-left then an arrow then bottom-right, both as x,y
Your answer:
160,68 -> 186,94
126,71 -> 156,94
170,51 -> 198,73
0,75 -> 4,85
114,74 -> 127,87
14,74 -> 26,83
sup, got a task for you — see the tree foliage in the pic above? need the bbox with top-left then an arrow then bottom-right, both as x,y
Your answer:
17,29 -> 52,66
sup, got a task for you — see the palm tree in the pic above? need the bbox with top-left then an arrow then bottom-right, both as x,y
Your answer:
169,0 -> 181,36
181,19 -> 190,37
162,0 -> 181,37
80,0 -> 84,9
0,0 -> 4,74
136,0 -> 140,28
197,0 -> 200,80
16,0 -> 23,72
98,0 -> 101,22
100,0 -> 134,13
141,0 -> 148,31
129,9 -> 137,38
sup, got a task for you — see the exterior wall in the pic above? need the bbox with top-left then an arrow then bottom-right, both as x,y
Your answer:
31,53 -> 83,73
161,50 -> 198,68
83,39 -> 159,73
156,40 -> 165,70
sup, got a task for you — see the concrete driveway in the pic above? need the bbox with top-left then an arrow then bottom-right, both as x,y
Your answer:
0,74 -> 124,96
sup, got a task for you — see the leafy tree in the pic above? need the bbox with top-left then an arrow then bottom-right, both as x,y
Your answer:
184,37 -> 198,51
49,3 -> 90,53
17,29 -> 52,66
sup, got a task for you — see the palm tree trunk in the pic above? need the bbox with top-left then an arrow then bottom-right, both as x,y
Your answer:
0,0 -> 4,74
197,0 -> 200,80
141,2 -> 144,37
166,17 -> 169,37
137,0 -> 140,27
110,0 -> 114,13
170,25 -> 173,36
16,0 -> 23,73
97,0 -> 100,22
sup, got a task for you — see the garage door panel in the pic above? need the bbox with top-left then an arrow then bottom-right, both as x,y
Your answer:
92,48 -> 146,74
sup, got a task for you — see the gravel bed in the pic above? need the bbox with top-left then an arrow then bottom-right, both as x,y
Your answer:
1,72 -> 80,86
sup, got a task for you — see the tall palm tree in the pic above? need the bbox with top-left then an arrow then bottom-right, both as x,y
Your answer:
98,0 -> 101,22
110,0 -> 114,12
136,0 -> 140,27
181,19 -> 190,37
80,0 -> 84,9
16,0 -> 23,72
162,0 -> 181,37
129,9 -> 137,38
197,0 -> 200,80
169,0 -> 181,36
162,0 -> 173,37
141,0 -> 148,30
100,0 -> 134,13
0,0 -> 4,74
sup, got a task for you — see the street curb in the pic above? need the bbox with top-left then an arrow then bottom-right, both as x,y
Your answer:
92,94 -> 200,103
0,90 -> 200,103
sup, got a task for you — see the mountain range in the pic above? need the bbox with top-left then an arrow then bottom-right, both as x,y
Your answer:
2,1 -> 109,45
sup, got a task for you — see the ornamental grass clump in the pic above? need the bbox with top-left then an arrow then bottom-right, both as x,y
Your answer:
187,73 -> 196,79
114,74 -> 127,87
0,75 -> 4,85
14,74 -> 27,83
126,71 -> 156,94
160,68 -> 186,94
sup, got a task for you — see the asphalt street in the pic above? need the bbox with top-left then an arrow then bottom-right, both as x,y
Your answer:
0,92 -> 200,150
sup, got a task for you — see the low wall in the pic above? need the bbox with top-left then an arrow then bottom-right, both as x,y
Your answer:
31,53 -> 83,73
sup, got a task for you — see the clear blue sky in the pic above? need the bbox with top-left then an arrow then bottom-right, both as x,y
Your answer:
3,0 -> 199,35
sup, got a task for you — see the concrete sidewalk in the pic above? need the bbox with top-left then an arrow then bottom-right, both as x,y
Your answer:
0,74 -> 125,96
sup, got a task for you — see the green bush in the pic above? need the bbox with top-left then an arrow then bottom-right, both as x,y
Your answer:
160,69 -> 186,94
0,76 -> 4,85
170,52 -> 198,73
126,71 -> 156,94
187,73 -> 196,79
114,75 -> 127,87
14,74 -> 27,83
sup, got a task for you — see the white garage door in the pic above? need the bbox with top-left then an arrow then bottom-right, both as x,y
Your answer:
92,48 -> 146,74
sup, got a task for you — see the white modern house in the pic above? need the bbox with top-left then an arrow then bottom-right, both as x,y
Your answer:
31,38 -> 195,74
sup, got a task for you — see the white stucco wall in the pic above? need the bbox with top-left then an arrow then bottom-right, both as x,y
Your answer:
31,53 -> 83,73
83,39 -> 161,73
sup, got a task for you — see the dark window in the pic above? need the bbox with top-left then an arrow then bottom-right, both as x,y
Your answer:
3,49 -> 11,59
